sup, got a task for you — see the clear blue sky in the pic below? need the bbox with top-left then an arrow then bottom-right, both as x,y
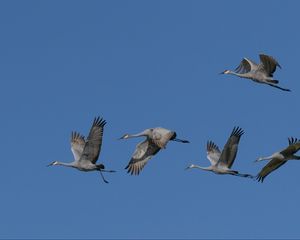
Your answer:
1,0 -> 300,239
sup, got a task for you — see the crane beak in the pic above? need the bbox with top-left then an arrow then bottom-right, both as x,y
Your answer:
47,161 -> 56,167
220,70 -> 230,74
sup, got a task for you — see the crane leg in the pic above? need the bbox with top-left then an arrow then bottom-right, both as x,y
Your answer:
99,170 -> 109,184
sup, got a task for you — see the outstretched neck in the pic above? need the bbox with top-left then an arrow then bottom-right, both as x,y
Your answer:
56,161 -> 75,168
188,165 -> 212,171
228,71 -> 244,78
128,131 -> 148,138
256,154 -> 274,162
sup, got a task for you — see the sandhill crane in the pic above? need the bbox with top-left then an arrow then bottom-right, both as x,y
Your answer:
48,116 -> 115,183
221,54 -> 291,92
186,127 -> 253,178
119,127 -> 189,175
255,137 -> 300,183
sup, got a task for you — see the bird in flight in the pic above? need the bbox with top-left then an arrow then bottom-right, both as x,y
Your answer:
255,137 -> 300,183
186,127 -> 253,178
119,127 -> 189,175
221,54 -> 290,92
48,116 -> 115,183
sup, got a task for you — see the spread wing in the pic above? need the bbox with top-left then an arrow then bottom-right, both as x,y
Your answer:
258,54 -> 281,77
217,127 -> 244,169
125,139 -> 161,175
79,117 -> 106,164
70,132 -> 86,162
234,58 -> 257,74
280,137 -> 300,156
151,127 -> 175,149
256,159 -> 287,183
206,141 -> 221,166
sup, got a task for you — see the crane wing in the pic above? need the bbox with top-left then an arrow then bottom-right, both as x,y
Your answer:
70,132 -> 86,162
234,58 -> 257,74
217,127 -> 244,168
256,159 -> 287,183
79,117 -> 106,164
280,137 -> 300,156
206,141 -> 221,166
151,127 -> 175,149
125,139 -> 160,175
258,54 -> 281,77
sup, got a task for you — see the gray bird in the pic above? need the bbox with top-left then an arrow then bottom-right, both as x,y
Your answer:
186,127 -> 253,178
48,116 -> 115,183
221,54 -> 290,92
119,127 -> 189,175
255,137 -> 300,183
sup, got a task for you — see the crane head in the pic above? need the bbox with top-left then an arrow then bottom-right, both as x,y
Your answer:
118,134 -> 129,140
185,164 -> 195,170
220,70 -> 230,74
47,161 -> 58,167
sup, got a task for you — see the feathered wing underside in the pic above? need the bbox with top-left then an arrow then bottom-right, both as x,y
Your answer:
217,127 -> 244,169
258,54 -> 281,77
256,159 -> 287,183
281,137 -> 300,156
206,141 -> 221,166
125,139 -> 160,175
79,117 -> 106,164
234,58 -> 257,74
151,127 -> 175,149
70,132 -> 86,161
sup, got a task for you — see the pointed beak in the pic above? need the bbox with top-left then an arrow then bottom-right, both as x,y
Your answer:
47,162 -> 54,167
185,166 -> 191,170
219,70 -> 226,74
254,158 -> 260,163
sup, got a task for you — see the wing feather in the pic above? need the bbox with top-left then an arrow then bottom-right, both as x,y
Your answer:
280,137 -> 300,157
70,132 -> 85,162
79,117 -> 106,164
206,140 -> 221,166
234,58 -> 257,74
125,139 -> 160,175
256,159 -> 287,183
151,128 -> 175,149
217,126 -> 244,168
258,54 -> 281,77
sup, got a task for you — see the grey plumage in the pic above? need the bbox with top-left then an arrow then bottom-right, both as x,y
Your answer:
255,137 -> 300,183
48,116 -> 115,183
221,54 -> 290,92
186,127 -> 253,179
120,127 -> 189,175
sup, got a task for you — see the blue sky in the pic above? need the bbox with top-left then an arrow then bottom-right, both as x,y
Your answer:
1,0 -> 300,239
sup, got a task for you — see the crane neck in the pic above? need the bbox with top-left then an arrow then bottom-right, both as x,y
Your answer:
228,71 -> 244,77
56,161 -> 75,167
188,164 -> 212,171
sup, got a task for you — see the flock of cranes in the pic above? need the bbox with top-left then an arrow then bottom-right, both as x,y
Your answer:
48,54 -> 300,183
